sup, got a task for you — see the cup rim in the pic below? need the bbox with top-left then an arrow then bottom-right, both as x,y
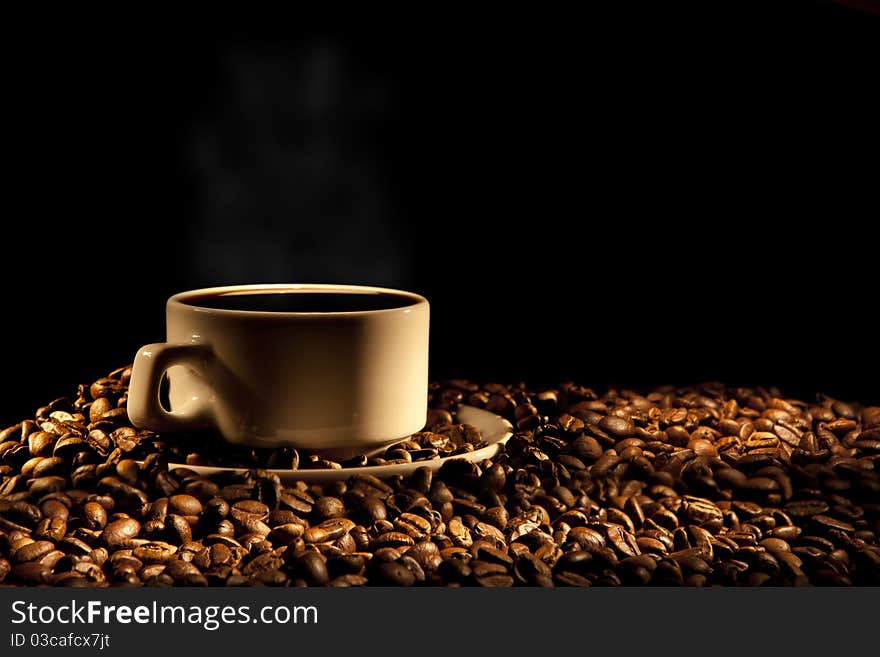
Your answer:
167,283 -> 428,317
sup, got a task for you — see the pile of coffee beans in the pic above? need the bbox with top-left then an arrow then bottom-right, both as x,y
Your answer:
1,367 -> 878,586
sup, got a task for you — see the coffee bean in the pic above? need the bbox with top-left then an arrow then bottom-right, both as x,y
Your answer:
744,477 -> 780,492
370,532 -> 414,551
591,453 -> 622,477
636,536 -> 667,554
572,435 -> 603,461
28,432 -> 57,457
784,500 -> 830,518
34,517 -> 67,542
471,559 -> 507,580
404,540 -> 439,566
242,551 -> 283,577
396,555 -> 425,585
214,520 -> 235,539
290,550 -> 329,586
303,518 -> 354,544
100,518 -> 141,548
169,494 -> 203,516
664,426 -> 691,447
186,495 -> 220,521
40,499 -> 69,522
477,572 -> 516,587
394,512 -> 432,538
2,501 -> 42,527
599,415 -> 634,438
681,496 -> 723,527
438,556 -> 472,582
375,561 -> 416,585
268,523 -> 306,545
606,524 -> 640,557
687,438 -> 717,457
30,475 -> 66,495
555,571 -> 592,586
14,541 -> 55,564
11,562 -> 51,584
325,573 -> 366,587
81,502 -> 108,530
133,542 -> 178,564
812,515 -> 855,533
556,413 -> 584,435
97,478 -> 148,512
513,552 -> 553,586
162,514 -> 191,545
313,496 -> 345,519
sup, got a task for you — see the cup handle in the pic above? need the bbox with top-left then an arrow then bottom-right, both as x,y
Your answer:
127,343 -> 214,433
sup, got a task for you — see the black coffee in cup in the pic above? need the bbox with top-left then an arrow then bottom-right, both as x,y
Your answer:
183,292 -> 417,313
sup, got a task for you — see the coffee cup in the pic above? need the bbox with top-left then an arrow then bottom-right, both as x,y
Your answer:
127,284 -> 429,451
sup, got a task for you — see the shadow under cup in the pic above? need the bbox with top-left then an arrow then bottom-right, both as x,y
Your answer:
129,284 -> 430,455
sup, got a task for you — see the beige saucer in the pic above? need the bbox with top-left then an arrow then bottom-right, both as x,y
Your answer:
170,405 -> 513,483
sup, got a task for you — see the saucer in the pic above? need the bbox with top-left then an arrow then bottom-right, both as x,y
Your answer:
170,405 -> 513,483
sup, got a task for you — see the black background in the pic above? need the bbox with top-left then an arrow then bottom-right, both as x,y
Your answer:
2,3 -> 877,425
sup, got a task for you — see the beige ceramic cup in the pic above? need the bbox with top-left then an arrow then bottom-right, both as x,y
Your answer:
127,284 -> 429,451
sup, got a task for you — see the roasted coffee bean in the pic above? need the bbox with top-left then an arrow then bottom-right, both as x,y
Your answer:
28,432 -> 57,457
233,516 -> 270,538
133,542 -> 178,564
513,552 -> 553,586
398,556 -> 427,583
372,532 -> 415,550
183,478 -> 219,501
30,475 -> 66,495
268,523 -> 306,545
242,552 -> 283,577
303,518 -> 354,544
11,562 -> 51,584
572,435 -> 603,461
97,478 -> 148,511
327,573 -> 367,587
116,459 -> 140,485
812,515 -> 855,533
163,514 -> 192,545
404,540 -> 440,567
168,494 -> 203,516
784,500 -> 830,518
14,541 -> 56,564
358,495 -> 387,522
202,497 -> 230,523
606,524 -> 640,557
34,517 -> 67,542
599,415 -> 634,438
374,561 -> 416,586
235,498 -> 270,518
313,496 -> 345,519
82,502 -> 108,530
591,454 -> 622,477
438,556 -> 472,582
100,518 -> 141,548
290,550 -> 329,586
681,496 -> 723,527
58,536 -> 93,556
687,438 -> 717,457
394,512 -> 432,538
214,520 -> 235,539
471,557 -> 510,579
2,501 -> 42,527
41,499 -> 69,522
